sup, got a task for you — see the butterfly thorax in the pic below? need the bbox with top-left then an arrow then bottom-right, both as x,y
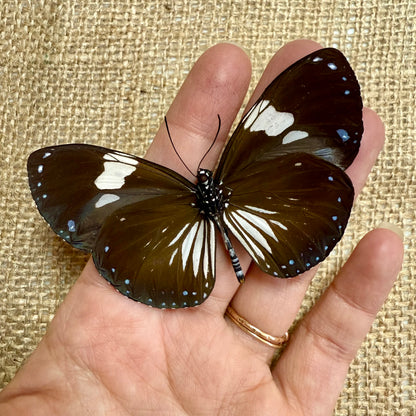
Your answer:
195,169 -> 230,220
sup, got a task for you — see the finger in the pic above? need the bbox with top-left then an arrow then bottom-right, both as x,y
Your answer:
273,227 -> 403,414
346,107 -> 385,196
145,43 -> 252,179
226,41 -> 386,359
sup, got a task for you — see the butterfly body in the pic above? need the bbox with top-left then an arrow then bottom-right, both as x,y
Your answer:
27,48 -> 363,308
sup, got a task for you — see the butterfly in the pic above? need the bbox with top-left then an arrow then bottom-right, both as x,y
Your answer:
27,48 -> 363,309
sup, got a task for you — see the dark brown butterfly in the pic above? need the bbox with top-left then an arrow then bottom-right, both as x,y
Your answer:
27,48 -> 362,308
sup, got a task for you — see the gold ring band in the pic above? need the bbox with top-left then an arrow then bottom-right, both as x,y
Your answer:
225,305 -> 289,348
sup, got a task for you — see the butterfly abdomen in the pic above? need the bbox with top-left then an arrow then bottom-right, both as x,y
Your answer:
195,168 -> 244,283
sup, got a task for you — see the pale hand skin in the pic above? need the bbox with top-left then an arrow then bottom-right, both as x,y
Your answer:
0,40 -> 403,415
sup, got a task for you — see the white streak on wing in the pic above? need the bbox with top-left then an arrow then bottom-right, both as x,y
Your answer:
244,99 -> 294,136
244,205 -> 276,214
181,222 -> 199,271
168,223 -> 189,247
224,213 -> 264,261
202,222 -> 209,278
193,221 -> 204,276
232,211 -> 272,250
236,209 -> 279,242
95,161 -> 136,190
95,193 -> 121,208
169,248 -> 178,266
271,219 -> 288,230
282,130 -> 309,144
208,220 -> 215,276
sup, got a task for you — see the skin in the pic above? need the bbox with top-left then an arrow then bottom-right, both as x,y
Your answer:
0,40 -> 404,415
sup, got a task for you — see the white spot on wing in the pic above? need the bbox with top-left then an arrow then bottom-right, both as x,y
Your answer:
43,152 -> 51,158
95,161 -> 136,190
95,193 -> 121,208
282,130 -> 309,144
38,165 -> 43,173
244,99 -> 294,136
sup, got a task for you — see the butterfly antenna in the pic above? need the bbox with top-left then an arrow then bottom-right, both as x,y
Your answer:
164,116 -> 196,178
198,114 -> 221,171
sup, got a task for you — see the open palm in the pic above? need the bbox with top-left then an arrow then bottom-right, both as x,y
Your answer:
0,40 -> 403,416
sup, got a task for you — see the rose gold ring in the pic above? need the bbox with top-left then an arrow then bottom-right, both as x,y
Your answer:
225,305 -> 289,348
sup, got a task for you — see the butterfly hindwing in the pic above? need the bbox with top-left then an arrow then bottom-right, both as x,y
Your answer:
215,48 -> 362,182
222,153 -> 354,277
93,196 -> 216,308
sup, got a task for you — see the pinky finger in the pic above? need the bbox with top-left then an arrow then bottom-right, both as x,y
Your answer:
273,226 -> 404,414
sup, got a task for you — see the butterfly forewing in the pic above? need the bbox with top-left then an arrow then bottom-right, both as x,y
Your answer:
27,144 -> 196,250
222,153 -> 354,277
215,48 -> 362,181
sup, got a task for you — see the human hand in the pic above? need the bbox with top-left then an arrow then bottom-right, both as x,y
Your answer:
0,40 -> 403,415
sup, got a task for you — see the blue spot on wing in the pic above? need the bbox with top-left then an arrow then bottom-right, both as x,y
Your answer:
67,220 -> 76,232
337,128 -> 350,142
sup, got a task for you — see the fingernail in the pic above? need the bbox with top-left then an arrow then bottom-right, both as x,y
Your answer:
376,222 -> 404,241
